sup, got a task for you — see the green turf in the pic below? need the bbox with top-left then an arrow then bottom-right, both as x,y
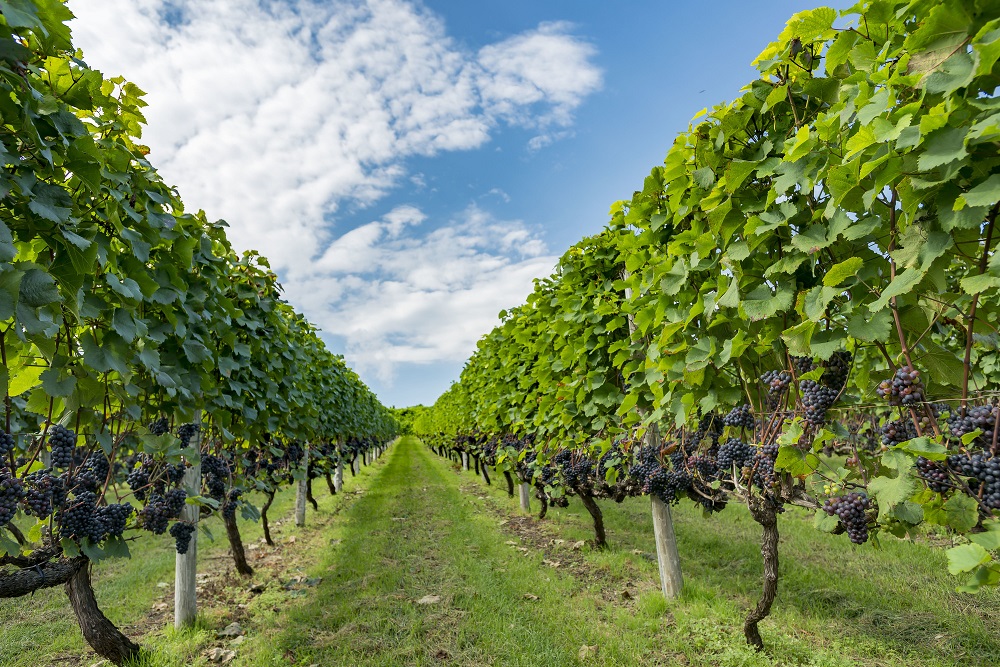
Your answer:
3,437 -> 998,666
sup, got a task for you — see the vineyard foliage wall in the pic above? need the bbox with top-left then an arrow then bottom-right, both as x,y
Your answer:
0,0 -> 396,607
421,0 -> 1000,590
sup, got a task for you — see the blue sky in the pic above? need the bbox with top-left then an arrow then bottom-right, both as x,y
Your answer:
68,0 -> 818,408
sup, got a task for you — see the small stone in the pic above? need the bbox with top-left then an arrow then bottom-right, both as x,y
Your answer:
230,636 -> 246,646
156,582 -> 169,588
523,593 -> 539,601
571,541 -> 585,550
416,595 -> 441,605
217,622 -> 243,639
578,644 -> 599,660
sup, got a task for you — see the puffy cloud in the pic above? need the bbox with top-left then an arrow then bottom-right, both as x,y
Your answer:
288,205 -> 557,382
67,0 -> 599,384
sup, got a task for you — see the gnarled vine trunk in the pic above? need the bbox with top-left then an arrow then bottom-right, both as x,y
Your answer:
536,484 -> 548,520
575,488 -> 606,548
325,469 -> 337,495
744,496 -> 780,651
65,562 -> 143,666
223,511 -> 254,577
503,470 -> 514,497
481,461 -> 491,485
474,455 -> 480,475
261,489 -> 276,546
306,476 -> 319,510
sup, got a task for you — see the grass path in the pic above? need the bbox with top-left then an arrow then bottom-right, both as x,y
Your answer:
4,436 -> 999,666
238,437 -> 1000,667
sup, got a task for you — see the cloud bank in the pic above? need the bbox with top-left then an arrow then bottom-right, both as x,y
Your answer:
68,0 -> 599,386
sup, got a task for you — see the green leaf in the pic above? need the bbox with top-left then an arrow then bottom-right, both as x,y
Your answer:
692,167 -> 715,189
847,308 -> 893,341
774,445 -> 819,476
868,456 -> 917,520
740,285 -> 794,321
896,437 -> 947,461
947,543 -> 991,575
813,509 -> 840,533
27,183 -> 73,223
8,364 -> 43,397
40,367 -> 76,397
956,174 -> 1000,209
724,160 -> 757,192
823,257 -> 864,287
917,127 -> 968,171
869,269 -> 924,312
0,528 -> 20,557
18,269 -> 59,308
892,501 -> 924,524
942,493 -> 980,532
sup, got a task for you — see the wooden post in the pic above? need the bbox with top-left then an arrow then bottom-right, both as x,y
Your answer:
335,459 -> 344,493
295,445 -> 309,527
174,417 -> 202,628
519,483 -> 531,513
623,269 -> 683,598
352,457 -> 359,475
651,495 -> 683,597
462,452 -> 469,471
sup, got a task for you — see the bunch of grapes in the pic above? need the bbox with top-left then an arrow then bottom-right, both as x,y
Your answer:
167,463 -> 187,485
686,453 -> 718,479
0,431 -> 14,457
880,418 -> 916,448
165,488 -> 187,518
947,405 -> 996,447
822,351 -> 852,391
793,356 -> 816,376
149,418 -> 170,436
750,442 -> 780,491
82,453 -> 110,486
646,468 -> 692,505
56,490 -> 98,542
947,452 -> 1000,510
169,521 -> 196,554
0,467 -> 25,524
876,366 -> 924,406
717,438 -> 755,475
916,457 -> 951,493
760,370 -> 792,405
560,456 -> 594,488
723,404 -> 754,430
95,503 -> 134,540
23,468 -> 62,518
823,493 -> 871,544
177,423 -> 200,448
800,380 -> 838,428
202,455 -> 230,501
140,493 -> 171,535
689,413 -> 719,449
126,463 -> 150,501
222,489 -> 242,520
628,446 -> 660,488
48,425 -> 76,469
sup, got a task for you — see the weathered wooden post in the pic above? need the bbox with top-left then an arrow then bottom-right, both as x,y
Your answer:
295,444 -> 310,527
175,414 -> 202,628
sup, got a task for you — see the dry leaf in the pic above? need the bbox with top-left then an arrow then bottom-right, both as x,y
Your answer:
543,559 -> 561,568
578,645 -> 599,660
523,593 -> 539,601
416,595 -> 441,605
572,541 -> 585,550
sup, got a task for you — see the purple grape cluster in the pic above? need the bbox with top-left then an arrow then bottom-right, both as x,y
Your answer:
723,404 -> 754,430
800,380 -> 838,428
48,425 -> 76,469
876,366 -> 924,406
823,493 -> 871,544
916,456 -> 950,493
170,521 -> 196,554
0,467 -> 25,524
0,431 -> 14,457
947,452 -> 1000,509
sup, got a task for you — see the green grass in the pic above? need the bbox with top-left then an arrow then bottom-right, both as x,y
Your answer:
4,437 -> 999,666
0,457 -> 380,667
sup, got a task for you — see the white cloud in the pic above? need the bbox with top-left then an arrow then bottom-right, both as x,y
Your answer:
66,0 -> 599,383
289,205 -> 557,382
